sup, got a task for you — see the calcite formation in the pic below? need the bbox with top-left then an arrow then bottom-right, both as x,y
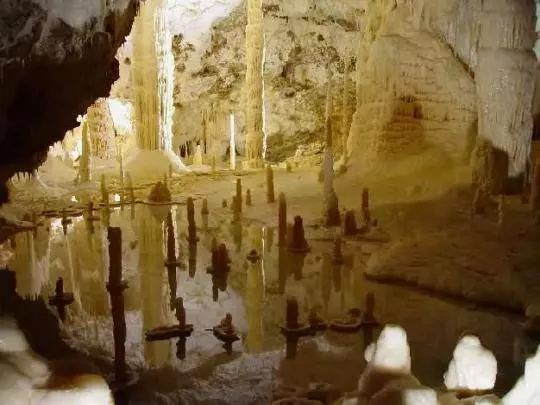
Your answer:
347,0 -> 536,179
244,0 -> 266,166
127,0 -> 187,178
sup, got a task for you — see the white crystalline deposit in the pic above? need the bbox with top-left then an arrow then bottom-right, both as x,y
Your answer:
503,345 -> 540,405
444,335 -> 497,392
0,317 -> 114,405
358,325 -> 419,402
364,325 -> 412,373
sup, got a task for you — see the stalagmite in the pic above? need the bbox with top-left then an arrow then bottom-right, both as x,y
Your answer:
186,197 -> 198,243
278,193 -> 287,246
201,198 -> 209,216
193,144 -> 203,166
444,335 -> 497,392
476,0 -> 536,177
79,118 -> 91,183
236,178 -> 243,213
128,0 -> 188,179
106,227 -> 128,385
266,164 -> 275,203
323,66 -> 334,200
342,58 -> 353,161
325,189 -> 341,227
232,196 -> 241,223
246,189 -> 252,206
100,174 -> 108,204
244,0 -> 265,168
343,210 -> 358,236
246,228 -> 264,353
361,188 -> 371,225
229,113 -> 236,171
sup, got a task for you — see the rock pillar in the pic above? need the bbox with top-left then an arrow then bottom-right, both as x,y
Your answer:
79,118 -> 92,183
129,0 -> 187,178
244,0 -> 265,167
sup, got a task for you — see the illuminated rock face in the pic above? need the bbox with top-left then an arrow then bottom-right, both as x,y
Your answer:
444,335 -> 497,392
348,2 -> 476,172
0,317 -> 114,405
347,0 -> 535,177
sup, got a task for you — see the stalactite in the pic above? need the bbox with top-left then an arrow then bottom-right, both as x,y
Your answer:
244,0 -> 265,167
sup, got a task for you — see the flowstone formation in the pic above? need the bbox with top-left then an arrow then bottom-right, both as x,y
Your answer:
126,0 -> 188,180
347,0 -> 536,179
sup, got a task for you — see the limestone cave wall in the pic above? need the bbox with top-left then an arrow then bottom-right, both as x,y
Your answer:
347,0 -> 537,178
171,0 -> 362,161
0,0 -> 139,201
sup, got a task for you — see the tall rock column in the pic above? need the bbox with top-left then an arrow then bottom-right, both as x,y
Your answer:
342,58 -> 353,161
476,0 -> 536,177
244,0 -> 266,168
129,0 -> 187,179
79,119 -> 92,183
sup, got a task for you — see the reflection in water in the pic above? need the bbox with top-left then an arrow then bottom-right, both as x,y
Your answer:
265,227 -> 274,253
322,253 -> 332,317
246,251 -> 264,353
10,230 -> 39,297
230,222 -> 243,251
289,252 -> 307,281
6,208 -> 526,394
188,243 -> 197,278
278,247 -> 288,295
139,205 -> 169,367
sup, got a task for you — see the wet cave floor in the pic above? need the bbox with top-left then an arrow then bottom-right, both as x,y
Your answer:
3,165 -> 536,404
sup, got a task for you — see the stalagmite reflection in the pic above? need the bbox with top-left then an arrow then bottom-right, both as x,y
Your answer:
246,225 -> 265,353
10,229 -> 38,297
138,204 -> 169,367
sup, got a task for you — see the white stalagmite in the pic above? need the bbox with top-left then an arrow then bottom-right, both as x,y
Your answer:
244,0 -> 265,168
444,335 -> 497,392
192,144 -> 203,166
79,118 -> 91,183
229,113 -> 236,170
503,344 -> 540,405
323,66 -> 334,200
128,0 -> 188,179
342,58 -> 352,161
475,0 -> 536,177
